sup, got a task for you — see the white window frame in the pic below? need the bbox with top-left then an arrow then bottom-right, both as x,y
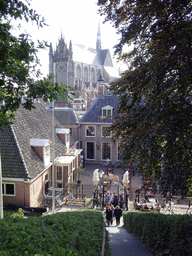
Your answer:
102,105 -> 113,118
101,126 -> 112,138
85,125 -> 96,137
56,166 -> 63,181
86,142 -> 96,160
2,183 -> 15,196
101,142 -> 111,161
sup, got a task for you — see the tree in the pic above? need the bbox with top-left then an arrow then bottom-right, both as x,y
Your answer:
0,0 -> 71,128
97,0 -> 192,197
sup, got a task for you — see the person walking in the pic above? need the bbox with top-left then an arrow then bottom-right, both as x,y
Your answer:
111,204 -> 115,225
105,191 -> 110,204
119,193 -> 123,208
114,205 -> 122,226
113,192 -> 119,207
105,206 -> 113,226
108,192 -> 114,203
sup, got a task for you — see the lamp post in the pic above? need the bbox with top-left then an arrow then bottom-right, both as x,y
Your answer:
0,101 -> 5,219
51,99 -> 55,212
122,171 -> 129,211
0,153 -> 3,219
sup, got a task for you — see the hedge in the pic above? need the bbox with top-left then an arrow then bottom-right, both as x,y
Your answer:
0,210 -> 106,256
123,211 -> 192,256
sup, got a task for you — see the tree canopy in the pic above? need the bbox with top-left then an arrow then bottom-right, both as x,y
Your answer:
0,0 -> 70,128
98,0 -> 192,197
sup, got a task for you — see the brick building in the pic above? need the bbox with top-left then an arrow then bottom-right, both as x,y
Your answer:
0,102 -> 82,207
78,95 -> 120,165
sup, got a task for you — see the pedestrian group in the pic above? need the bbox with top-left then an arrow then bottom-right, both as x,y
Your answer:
105,191 -> 123,226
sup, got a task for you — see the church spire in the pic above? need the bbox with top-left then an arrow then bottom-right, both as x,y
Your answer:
49,42 -> 53,55
96,21 -> 101,52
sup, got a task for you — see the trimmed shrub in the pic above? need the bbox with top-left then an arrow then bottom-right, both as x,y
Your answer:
0,210 -> 104,256
123,211 -> 192,255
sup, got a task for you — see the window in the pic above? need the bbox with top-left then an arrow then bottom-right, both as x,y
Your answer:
57,166 -> 62,181
76,65 -> 81,79
102,126 -> 111,137
86,125 -> 96,137
84,67 -> 88,81
45,173 -> 49,182
102,106 -> 113,118
2,183 -> 15,196
102,142 -> 111,160
86,142 -> 96,160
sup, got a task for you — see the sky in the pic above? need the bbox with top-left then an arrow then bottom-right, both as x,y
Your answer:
15,0 -> 124,78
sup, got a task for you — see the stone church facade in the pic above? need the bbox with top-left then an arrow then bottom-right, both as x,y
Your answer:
49,24 -> 118,103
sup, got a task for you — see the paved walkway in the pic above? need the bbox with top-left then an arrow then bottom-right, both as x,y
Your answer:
107,225 -> 154,256
106,217 -> 153,256
56,164 -> 188,255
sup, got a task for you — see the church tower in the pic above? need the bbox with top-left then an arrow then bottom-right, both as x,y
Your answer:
49,33 -> 75,89
96,22 -> 102,65
49,43 -> 53,81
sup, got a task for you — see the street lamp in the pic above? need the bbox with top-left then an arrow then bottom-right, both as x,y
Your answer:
0,101 -> 5,219
122,171 -> 129,211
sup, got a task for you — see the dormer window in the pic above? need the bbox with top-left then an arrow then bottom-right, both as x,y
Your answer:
56,128 -> 70,149
102,105 -> 113,118
30,139 -> 51,166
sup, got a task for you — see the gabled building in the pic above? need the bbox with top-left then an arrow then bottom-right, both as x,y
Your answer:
78,95 -> 120,165
0,101 -> 82,207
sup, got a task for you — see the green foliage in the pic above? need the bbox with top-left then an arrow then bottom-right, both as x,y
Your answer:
0,0 -> 73,128
123,211 -> 192,255
0,210 -> 105,256
97,0 -> 192,197
9,208 -> 24,219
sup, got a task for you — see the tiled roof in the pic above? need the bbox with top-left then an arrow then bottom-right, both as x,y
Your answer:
0,102 -> 74,180
79,95 -> 120,123
48,107 -> 79,125
73,44 -> 113,67
100,49 -> 113,67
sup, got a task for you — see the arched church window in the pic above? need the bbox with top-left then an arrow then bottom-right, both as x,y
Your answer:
76,65 -> 81,79
97,69 -> 101,80
91,68 -> 95,82
84,67 -> 88,82
58,64 -> 66,73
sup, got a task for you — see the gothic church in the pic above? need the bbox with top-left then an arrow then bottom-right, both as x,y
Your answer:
49,24 -> 119,102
